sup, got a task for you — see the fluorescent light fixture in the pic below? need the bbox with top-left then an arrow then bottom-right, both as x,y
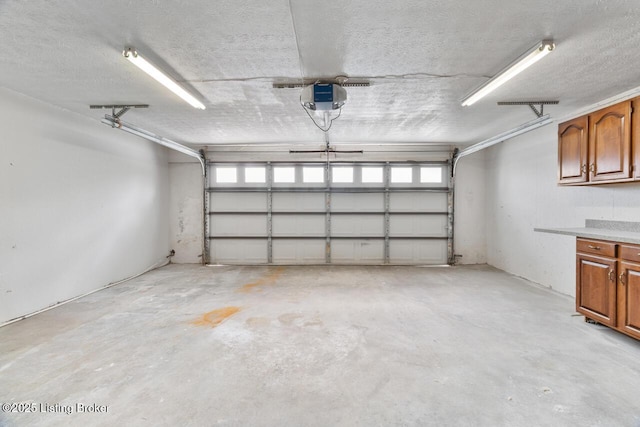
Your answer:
123,48 -> 206,110
461,40 -> 555,107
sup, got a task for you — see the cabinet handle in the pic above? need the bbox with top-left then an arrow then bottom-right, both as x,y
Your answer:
588,245 -> 601,250
608,270 -> 615,282
619,271 -> 626,285
581,164 -> 588,174
589,163 -> 596,175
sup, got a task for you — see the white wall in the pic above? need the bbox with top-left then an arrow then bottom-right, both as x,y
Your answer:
485,124 -> 640,296
169,154 -> 204,263
454,150 -> 486,264
0,88 -> 170,324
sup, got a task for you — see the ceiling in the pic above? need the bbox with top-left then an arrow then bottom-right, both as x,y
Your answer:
1,0 -> 640,147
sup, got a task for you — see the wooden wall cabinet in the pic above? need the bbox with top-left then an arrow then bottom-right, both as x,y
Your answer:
576,238 -> 640,340
633,97 -> 640,180
589,102 -> 632,182
559,99 -> 634,185
558,116 -> 588,183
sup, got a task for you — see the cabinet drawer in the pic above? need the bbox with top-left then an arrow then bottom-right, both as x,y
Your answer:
619,244 -> 640,262
577,238 -> 616,257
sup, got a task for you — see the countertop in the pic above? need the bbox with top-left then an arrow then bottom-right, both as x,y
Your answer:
534,220 -> 640,245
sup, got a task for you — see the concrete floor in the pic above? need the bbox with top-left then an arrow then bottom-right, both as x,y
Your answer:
1,265 -> 640,427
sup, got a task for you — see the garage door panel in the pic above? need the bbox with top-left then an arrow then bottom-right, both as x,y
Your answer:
272,193 -> 325,212
211,214 -> 266,236
389,215 -> 448,237
211,239 -> 267,264
389,192 -> 447,212
272,240 -> 326,264
332,215 -> 384,236
332,193 -> 383,212
210,193 -> 266,212
208,161 -> 451,265
272,215 -> 325,236
389,239 -> 448,264
332,240 -> 384,264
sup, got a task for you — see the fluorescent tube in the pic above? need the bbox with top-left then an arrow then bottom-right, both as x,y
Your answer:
123,48 -> 206,110
461,40 -> 555,107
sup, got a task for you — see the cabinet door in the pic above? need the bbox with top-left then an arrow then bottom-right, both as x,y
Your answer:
632,97 -> 640,180
618,261 -> 640,339
576,254 -> 617,326
558,116 -> 589,184
588,101 -> 632,182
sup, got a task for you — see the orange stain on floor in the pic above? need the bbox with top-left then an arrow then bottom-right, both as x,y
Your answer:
237,266 -> 286,293
191,306 -> 241,328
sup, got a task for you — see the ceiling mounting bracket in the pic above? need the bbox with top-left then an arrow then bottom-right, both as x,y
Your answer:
89,104 -> 149,119
497,101 -> 559,118
273,77 -> 370,89
288,146 -> 364,155
289,137 -> 364,156
289,133 -> 364,156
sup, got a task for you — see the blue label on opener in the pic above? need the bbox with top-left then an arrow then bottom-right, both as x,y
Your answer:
314,84 -> 333,103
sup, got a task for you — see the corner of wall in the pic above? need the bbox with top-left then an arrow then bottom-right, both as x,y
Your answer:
454,149 -> 487,265
169,158 -> 204,264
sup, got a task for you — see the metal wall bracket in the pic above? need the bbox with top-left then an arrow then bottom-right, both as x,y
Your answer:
497,101 -> 559,118
90,104 -> 149,119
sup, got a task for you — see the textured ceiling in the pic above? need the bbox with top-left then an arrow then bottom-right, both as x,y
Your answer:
1,0 -> 640,146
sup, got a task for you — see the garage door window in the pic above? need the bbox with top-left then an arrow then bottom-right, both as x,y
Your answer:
274,167 -> 296,183
420,167 -> 442,183
216,167 -> 237,183
391,167 -> 412,183
332,167 -> 353,183
361,167 -> 383,183
245,167 -> 266,183
303,167 -> 324,183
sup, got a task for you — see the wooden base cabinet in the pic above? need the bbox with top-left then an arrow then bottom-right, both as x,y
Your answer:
576,240 -> 617,326
576,238 -> 640,340
618,260 -> 640,340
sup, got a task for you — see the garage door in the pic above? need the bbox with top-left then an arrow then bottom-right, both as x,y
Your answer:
207,161 -> 451,265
